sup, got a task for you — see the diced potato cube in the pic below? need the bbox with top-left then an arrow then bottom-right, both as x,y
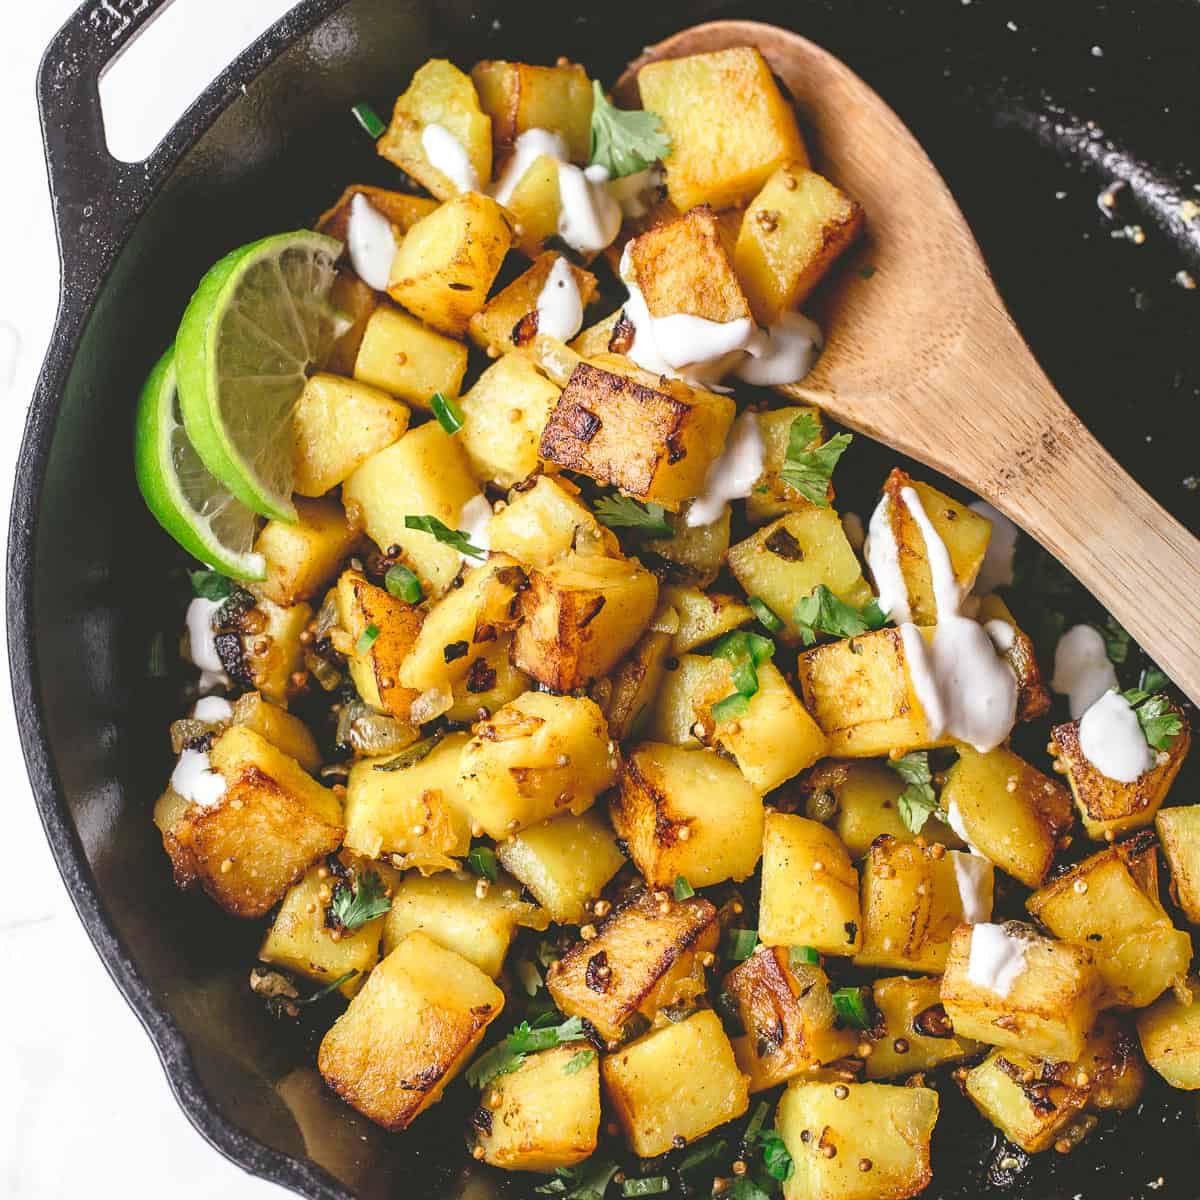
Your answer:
856,837 -> 990,972
473,1043 -> 601,1171
975,593 -> 1051,722
254,497 -> 359,607
777,1080 -> 937,1200
727,509 -> 874,644
377,60 -> 492,201
468,251 -> 598,357
602,1010 -> 749,1155
317,931 -> 504,1130
388,192 -> 512,336
1051,703 -> 1190,840
724,947 -> 857,1090
1136,977 -> 1200,1089
644,508 -> 732,589
316,184 -> 438,243
471,59 -> 593,162
759,813 -> 861,956
496,809 -> 627,925
343,732 -> 472,870
539,359 -> 735,512
941,923 -> 1104,1062
353,304 -> 468,406
513,551 -> 659,691
459,352 -> 562,488
1026,837 -> 1192,1008
327,270 -> 379,376
292,373 -> 409,498
600,627 -> 673,744
221,597 -> 313,709
614,743 -> 765,887
662,585 -> 752,654
444,640 -> 530,723
735,164 -> 864,324
488,476 -> 618,568
460,692 -> 617,839
796,627 -> 946,758
644,653 -> 726,747
864,975 -> 982,1080
570,309 -> 622,358
382,869 -> 544,978
501,152 -> 562,258
744,406 -> 826,525
939,745 -> 1073,888
342,423 -> 482,595
229,691 -> 321,771
1156,805 -> 1200,924
637,47 -> 807,211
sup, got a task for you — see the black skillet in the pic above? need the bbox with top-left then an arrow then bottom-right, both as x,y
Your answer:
9,0 -> 1199,1197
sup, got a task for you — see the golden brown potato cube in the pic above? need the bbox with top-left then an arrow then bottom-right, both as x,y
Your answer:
335,569 -> 424,720
628,204 -> 752,322
856,838 -> 991,973
316,185 -> 438,244
223,597 -> 312,709
1051,702 -> 1190,840
601,627 -> 673,744
459,353 -> 562,488
643,507 -> 732,589
343,422 -> 482,595
317,931 -> 504,1131
796,627 -> 946,758
502,152 -> 562,258
547,889 -> 719,1043
382,869 -> 544,978
727,509 -> 874,644
614,743 -> 764,888
662,586 -> 752,655
1026,837 -> 1192,1008
939,745 -> 1074,888
468,251 -> 599,357
1156,805 -> 1200,923
352,304 -> 468,406
637,47 -> 807,212
292,373 -> 409,498
343,732 -> 472,871
377,59 -> 492,201
460,691 -> 617,839
602,1010 -> 749,1155
735,164 -> 864,324
474,1043 -> 601,1171
725,947 -> 858,1091
941,923 -> 1104,1062
326,270 -> 379,376
744,407 -> 826,525
513,551 -> 659,692
570,309 -> 623,359
489,476 -> 618,568
777,1080 -> 937,1200
644,653 -> 726,746
496,809 -> 627,925
254,497 -> 359,607
172,727 -> 343,918
1136,977 -> 1200,1089
229,691 -> 321,772
472,59 -> 593,162
975,593 -> 1051,722
759,813 -> 861,956
865,975 -> 982,1080
444,641 -> 530,723
539,360 -> 735,512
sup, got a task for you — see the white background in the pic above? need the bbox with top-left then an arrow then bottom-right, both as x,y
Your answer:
1,3 -> 304,1196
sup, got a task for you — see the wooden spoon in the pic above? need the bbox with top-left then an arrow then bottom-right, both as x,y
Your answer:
619,20 -> 1200,706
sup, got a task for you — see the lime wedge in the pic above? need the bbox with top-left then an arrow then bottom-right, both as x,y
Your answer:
175,231 -> 343,522
135,346 -> 266,580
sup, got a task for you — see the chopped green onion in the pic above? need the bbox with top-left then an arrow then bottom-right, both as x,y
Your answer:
431,391 -> 465,434
355,624 -> 380,654
680,1137 -> 728,1177
296,969 -> 359,1006
622,1178 -> 670,1197
712,693 -> 750,724
789,945 -> 820,967
385,563 -> 423,603
351,101 -> 386,138
832,985 -> 873,1030
467,845 -> 498,882
744,1100 -> 771,1141
673,875 -> 695,901
748,596 -> 783,634
724,928 -> 758,962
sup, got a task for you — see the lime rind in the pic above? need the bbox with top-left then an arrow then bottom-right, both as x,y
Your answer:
134,346 -> 267,580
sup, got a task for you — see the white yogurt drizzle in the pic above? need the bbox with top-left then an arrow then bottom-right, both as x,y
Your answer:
346,193 -> 398,290
950,850 -> 994,924
535,256 -> 584,342
421,123 -> 480,195
984,619 -> 1015,652
185,597 -> 230,691
735,313 -> 824,386
864,495 -> 911,624
606,165 -> 664,218
1078,688 -> 1154,782
171,749 -> 227,808
967,923 -> 1029,998
458,493 -> 494,564
968,500 -> 1019,594
893,487 -> 1019,752
1051,623 -> 1118,719
192,696 -> 234,723
686,411 -> 766,528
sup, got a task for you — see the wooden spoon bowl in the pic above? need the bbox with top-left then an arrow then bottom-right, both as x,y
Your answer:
620,20 -> 1200,704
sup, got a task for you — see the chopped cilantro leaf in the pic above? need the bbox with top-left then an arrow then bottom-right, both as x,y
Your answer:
1121,689 -> 1183,751
793,584 -> 888,647
779,412 -> 852,507
329,871 -> 391,931
589,82 -> 671,177
593,494 -> 673,537
466,1016 -> 588,1088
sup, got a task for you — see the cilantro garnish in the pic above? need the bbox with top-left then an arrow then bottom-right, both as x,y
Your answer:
793,584 -> 889,647
536,1158 -> 620,1199
779,412 -> 853,507
593,494 -> 673,537
329,871 -> 391,931
563,1049 -> 596,1075
189,569 -> 233,601
589,83 -> 671,178
404,514 -> 486,559
748,1126 -> 794,1183
1121,689 -> 1183,752
466,1016 -> 588,1088
888,751 -> 940,833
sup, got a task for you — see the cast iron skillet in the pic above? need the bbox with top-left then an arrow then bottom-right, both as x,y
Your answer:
10,0 -> 1200,1197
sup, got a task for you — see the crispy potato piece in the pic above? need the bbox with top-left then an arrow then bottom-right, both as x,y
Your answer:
230,691 -> 321,772
218,596 -> 313,709
502,152 -> 562,257
254,497 -> 359,607
644,507 -> 733,589
472,59 -> 593,162
1155,805 -> 1200,923
1136,976 -> 1200,1089
488,475 -> 618,569
318,931 -> 504,1130
353,303 -> 468,406
865,975 -> 982,1080
601,626 -> 673,744
744,406 -> 826,525
377,60 -> 492,200
614,742 -> 765,887
975,593 -> 1052,722
326,270 -> 379,376
644,653 -> 725,747
444,640 -> 530,723
570,309 -> 623,359
662,585 -> 752,655
315,185 -> 438,243
547,889 -> 719,1043
636,47 -> 807,211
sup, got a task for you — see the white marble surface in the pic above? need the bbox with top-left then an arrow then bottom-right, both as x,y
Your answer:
1,3 -> 301,1196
